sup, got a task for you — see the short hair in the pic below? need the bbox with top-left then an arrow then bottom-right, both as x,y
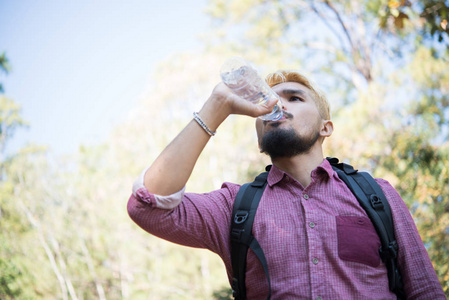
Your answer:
265,70 -> 331,120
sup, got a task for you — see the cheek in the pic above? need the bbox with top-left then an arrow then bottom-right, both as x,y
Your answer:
297,114 -> 322,133
302,107 -> 321,122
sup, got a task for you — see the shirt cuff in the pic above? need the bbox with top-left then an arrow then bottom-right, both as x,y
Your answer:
132,167 -> 185,210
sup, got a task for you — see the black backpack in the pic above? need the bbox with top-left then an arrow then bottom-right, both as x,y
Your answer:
230,157 -> 405,300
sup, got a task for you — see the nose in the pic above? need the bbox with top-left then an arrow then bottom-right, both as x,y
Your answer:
279,97 -> 287,111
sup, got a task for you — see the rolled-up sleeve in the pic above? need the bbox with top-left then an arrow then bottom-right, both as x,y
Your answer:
127,173 -> 241,261
131,167 -> 186,209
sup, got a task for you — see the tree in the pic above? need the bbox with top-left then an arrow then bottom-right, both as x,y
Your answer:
376,46 -> 449,294
0,53 -> 36,299
0,52 -> 28,173
0,96 -> 28,159
379,0 -> 449,47
0,52 -> 11,93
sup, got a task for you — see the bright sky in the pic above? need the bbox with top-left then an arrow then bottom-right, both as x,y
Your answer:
0,0 -> 208,156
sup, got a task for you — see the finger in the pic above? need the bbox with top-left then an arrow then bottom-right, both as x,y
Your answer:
232,98 -> 273,118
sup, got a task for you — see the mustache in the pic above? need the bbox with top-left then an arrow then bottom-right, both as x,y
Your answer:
263,110 -> 293,126
283,111 -> 293,119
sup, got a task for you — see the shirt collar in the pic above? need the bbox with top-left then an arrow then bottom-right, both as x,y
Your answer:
267,158 -> 334,187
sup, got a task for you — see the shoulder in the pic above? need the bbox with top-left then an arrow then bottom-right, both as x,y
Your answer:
218,181 -> 242,199
221,181 -> 242,193
373,178 -> 402,201
374,177 -> 412,217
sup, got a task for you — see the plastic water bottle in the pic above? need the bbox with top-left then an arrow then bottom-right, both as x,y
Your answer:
220,57 -> 283,121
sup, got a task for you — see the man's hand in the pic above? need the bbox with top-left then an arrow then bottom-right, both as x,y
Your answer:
208,82 -> 278,119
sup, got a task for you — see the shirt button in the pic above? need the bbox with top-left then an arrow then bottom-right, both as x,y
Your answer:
309,222 -> 316,228
312,258 -> 319,264
303,194 -> 309,200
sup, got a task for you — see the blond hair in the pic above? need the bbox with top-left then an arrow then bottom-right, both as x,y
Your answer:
265,70 -> 331,120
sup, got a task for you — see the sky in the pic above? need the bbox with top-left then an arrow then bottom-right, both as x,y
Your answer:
0,0 -> 208,156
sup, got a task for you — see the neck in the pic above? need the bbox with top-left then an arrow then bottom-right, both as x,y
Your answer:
271,146 -> 324,188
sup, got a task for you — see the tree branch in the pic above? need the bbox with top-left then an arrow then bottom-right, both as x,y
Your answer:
323,0 -> 356,51
309,2 -> 349,54
79,236 -> 107,300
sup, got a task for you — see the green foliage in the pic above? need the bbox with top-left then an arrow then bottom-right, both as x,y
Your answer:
374,45 -> 449,294
0,260 -> 22,299
0,52 -> 11,93
0,52 -> 9,73
379,0 -> 449,48
419,0 -> 449,42
0,96 -> 28,154
212,286 -> 233,299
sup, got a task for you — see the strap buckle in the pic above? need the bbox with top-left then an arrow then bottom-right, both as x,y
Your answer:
231,228 -> 242,241
234,211 -> 249,224
379,241 -> 399,261
369,194 -> 384,210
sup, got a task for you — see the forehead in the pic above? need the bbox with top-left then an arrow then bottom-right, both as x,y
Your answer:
271,81 -> 313,99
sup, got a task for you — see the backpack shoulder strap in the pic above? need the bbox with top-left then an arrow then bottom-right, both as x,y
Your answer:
326,157 -> 405,299
231,167 -> 271,300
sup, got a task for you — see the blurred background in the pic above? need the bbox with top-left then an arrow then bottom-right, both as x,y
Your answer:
1,0 -> 448,299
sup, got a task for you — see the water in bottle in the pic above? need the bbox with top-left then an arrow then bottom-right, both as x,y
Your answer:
220,57 -> 283,121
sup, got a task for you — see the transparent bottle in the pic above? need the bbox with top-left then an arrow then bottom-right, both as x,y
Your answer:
220,57 -> 283,121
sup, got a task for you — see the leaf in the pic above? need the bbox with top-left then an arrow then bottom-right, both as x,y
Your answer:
394,12 -> 409,29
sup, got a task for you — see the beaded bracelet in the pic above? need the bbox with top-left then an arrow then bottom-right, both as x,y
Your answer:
193,112 -> 216,136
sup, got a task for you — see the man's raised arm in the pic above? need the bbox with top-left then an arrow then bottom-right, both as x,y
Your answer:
143,82 -> 277,196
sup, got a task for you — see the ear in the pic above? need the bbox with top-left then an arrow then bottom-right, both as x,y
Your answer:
255,118 -> 264,151
320,120 -> 333,138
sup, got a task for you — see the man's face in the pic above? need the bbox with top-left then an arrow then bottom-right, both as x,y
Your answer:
256,81 -> 328,159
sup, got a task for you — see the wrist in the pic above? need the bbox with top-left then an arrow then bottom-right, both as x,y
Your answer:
193,112 -> 216,136
198,94 -> 231,132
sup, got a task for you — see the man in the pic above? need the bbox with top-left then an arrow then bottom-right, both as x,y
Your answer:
128,70 -> 445,299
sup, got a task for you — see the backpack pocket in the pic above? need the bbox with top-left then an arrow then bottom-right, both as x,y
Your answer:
336,215 -> 381,267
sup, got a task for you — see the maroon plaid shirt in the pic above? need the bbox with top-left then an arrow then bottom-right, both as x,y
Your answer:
128,159 -> 444,299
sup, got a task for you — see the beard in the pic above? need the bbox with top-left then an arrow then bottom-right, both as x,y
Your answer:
260,126 -> 321,160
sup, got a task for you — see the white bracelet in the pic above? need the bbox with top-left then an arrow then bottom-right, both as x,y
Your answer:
193,112 -> 216,136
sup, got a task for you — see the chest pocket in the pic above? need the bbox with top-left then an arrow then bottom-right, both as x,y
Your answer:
336,215 -> 381,267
